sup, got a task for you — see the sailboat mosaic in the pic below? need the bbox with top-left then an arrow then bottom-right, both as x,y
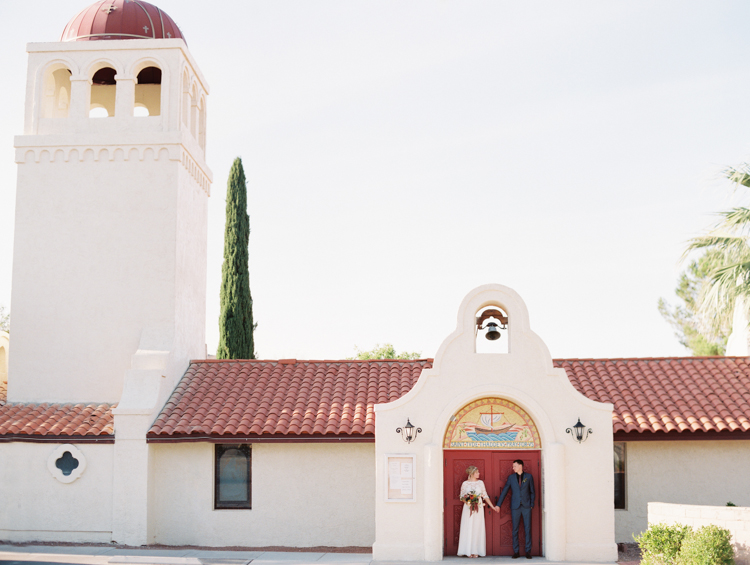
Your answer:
444,397 -> 540,449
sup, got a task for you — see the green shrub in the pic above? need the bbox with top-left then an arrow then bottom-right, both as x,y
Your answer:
635,523 -> 692,565
726,502 -> 736,507
679,525 -> 734,565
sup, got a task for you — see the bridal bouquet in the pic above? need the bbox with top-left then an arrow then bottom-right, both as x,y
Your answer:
461,491 -> 482,515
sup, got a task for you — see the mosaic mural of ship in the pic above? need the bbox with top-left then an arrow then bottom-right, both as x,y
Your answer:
461,407 -> 526,441
445,398 -> 539,449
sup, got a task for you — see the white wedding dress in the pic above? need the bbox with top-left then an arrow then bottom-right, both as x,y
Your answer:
457,479 -> 488,557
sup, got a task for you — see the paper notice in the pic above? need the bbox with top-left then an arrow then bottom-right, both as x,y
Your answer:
388,461 -> 400,476
401,462 -> 412,477
389,475 -> 402,490
400,478 -> 413,495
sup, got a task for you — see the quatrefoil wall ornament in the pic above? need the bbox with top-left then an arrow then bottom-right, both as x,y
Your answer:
47,444 -> 87,483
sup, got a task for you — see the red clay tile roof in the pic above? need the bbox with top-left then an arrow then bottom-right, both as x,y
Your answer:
0,380 -> 6,406
3,355 -> 748,442
557,357 -> 750,435
0,401 -> 114,442
148,359 -> 431,440
149,356 -> 750,441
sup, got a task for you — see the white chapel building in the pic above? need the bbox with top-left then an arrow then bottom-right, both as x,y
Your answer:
1,2 -> 749,563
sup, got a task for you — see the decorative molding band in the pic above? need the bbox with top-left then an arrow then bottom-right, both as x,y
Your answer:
15,145 -> 211,196
181,149 -> 211,196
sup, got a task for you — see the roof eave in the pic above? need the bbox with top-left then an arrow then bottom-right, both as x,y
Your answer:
0,434 -> 114,443
614,429 -> 750,442
146,433 -> 375,444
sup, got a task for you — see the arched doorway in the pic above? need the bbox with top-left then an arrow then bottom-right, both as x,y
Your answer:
443,397 -> 542,557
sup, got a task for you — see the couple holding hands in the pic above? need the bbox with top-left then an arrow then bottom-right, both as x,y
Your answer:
457,460 -> 535,559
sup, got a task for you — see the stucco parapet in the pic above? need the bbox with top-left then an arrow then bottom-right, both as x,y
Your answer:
699,507 -> 720,519
718,508 -> 740,521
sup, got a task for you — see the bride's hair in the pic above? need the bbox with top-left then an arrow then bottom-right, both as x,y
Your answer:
465,465 -> 478,477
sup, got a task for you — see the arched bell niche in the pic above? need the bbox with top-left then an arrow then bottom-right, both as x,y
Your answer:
443,397 -> 542,557
475,306 -> 509,354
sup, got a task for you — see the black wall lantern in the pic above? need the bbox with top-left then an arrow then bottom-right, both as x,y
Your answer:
566,418 -> 592,443
396,418 -> 422,444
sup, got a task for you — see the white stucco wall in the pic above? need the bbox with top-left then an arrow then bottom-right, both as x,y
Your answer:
0,442 -> 114,542
0,331 -> 8,384
149,442 -> 376,547
616,440 -> 750,543
648,502 -> 750,565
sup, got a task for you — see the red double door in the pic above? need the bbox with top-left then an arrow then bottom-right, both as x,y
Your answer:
444,450 -> 541,556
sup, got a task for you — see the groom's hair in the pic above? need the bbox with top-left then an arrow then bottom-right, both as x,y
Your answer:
513,459 -> 524,468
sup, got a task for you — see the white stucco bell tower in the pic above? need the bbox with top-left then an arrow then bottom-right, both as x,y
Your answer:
8,0 -> 211,407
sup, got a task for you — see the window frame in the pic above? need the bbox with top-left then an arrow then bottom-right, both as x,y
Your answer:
614,442 -> 626,510
214,443 -> 252,510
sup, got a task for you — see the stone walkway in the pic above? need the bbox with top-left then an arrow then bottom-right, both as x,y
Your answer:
0,544 -> 626,565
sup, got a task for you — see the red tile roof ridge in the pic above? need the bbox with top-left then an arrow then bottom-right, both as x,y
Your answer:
192,356 -> 745,365
1,401 -> 115,407
554,356 -> 743,362
191,358 -> 435,364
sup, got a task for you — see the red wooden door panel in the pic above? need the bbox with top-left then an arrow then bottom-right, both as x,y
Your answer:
444,450 -> 541,557
444,451 -> 495,556
490,451 -> 541,556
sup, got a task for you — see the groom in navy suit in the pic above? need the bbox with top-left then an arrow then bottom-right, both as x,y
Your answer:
497,459 -> 535,559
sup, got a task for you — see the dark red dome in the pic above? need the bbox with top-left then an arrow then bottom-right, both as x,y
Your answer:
61,0 -> 185,43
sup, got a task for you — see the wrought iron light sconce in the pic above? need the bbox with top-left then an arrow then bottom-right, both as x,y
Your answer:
566,418 -> 592,443
396,418 -> 422,444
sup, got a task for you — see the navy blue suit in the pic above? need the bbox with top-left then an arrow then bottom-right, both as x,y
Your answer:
497,471 -> 535,555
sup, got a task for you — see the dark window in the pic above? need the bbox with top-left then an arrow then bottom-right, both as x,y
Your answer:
55,451 -> 80,476
214,444 -> 251,509
614,442 -> 626,509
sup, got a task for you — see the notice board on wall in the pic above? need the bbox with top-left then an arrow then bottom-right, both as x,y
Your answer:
385,454 -> 416,502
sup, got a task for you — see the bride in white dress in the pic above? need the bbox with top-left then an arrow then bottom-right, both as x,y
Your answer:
457,466 -> 499,558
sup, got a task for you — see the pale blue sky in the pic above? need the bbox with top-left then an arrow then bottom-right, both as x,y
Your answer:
2,1 -> 750,360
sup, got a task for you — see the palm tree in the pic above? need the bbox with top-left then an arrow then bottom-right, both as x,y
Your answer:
685,165 -> 750,340
658,251 -> 729,355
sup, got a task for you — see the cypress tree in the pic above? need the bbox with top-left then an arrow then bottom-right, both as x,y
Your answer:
216,157 -> 255,359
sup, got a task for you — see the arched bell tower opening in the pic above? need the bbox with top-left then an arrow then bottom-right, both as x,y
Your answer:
89,66 -> 116,117
135,66 -> 161,116
41,65 -> 71,119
